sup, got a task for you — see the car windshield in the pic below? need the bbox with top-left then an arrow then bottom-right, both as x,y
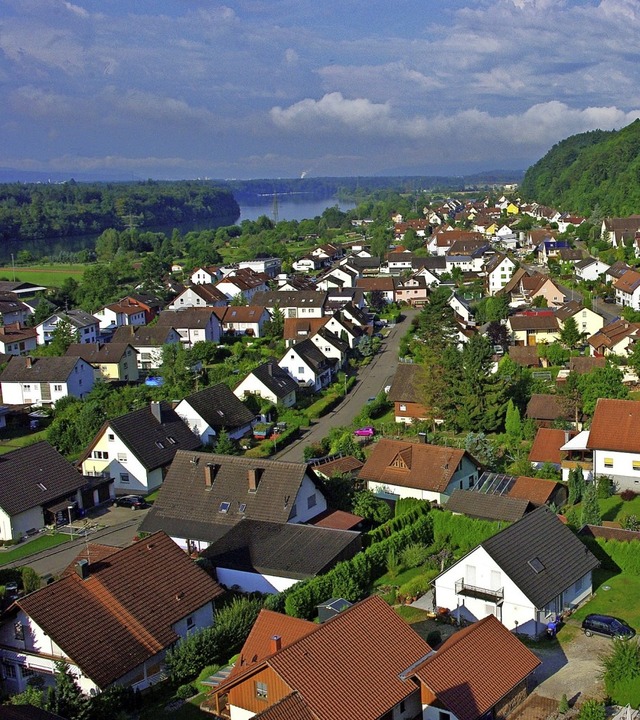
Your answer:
611,620 -> 627,632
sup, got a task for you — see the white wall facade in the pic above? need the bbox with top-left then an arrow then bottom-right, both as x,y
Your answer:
0,505 -> 44,542
234,374 -> 297,408
175,401 -> 253,444
216,567 -> 299,594
288,474 -> 327,523
593,448 -> 640,492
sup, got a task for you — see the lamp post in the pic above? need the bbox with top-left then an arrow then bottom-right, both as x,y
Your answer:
67,505 -> 74,540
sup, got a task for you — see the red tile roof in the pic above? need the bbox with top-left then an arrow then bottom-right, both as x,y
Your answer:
414,615 -> 540,720
509,476 -> 563,505
18,532 -> 224,689
528,428 -> 575,464
253,693 -> 316,720
587,398 -> 640,452
308,509 -> 364,530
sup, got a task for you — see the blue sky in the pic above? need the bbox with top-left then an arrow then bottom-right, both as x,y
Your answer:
2,0 -> 640,180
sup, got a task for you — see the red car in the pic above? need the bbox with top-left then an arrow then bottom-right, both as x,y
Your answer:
354,426 -> 375,437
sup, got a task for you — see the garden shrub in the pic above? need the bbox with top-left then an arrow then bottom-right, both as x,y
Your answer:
176,683 -> 196,700
602,638 -> 640,695
431,511 -> 504,556
395,497 -> 430,516
367,503 -> 431,544
398,574 -> 431,600
596,475 -> 614,499
596,538 -> 640,575
401,543 -> 432,569
577,700 -> 606,720
426,630 -> 442,648
621,489 -> 637,501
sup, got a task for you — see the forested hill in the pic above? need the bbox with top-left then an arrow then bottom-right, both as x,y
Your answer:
520,119 -> 640,215
0,180 -> 240,243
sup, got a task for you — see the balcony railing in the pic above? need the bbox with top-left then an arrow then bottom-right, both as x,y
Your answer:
455,578 -> 504,603
561,460 -> 593,471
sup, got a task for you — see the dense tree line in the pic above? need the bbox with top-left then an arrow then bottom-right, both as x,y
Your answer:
520,119 -> 640,215
0,180 -> 239,244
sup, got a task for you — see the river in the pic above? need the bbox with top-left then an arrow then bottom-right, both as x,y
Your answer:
237,195 -> 356,223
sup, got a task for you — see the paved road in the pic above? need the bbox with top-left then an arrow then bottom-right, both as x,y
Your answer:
276,307 -> 419,462
591,296 -> 620,325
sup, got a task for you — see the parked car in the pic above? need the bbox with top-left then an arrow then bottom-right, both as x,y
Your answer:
581,614 -> 635,639
354,426 -> 376,437
114,495 -> 147,510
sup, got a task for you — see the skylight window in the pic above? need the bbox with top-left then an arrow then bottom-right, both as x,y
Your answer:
219,502 -> 230,513
238,503 -> 247,514
155,441 -> 165,449
37,482 -> 47,491
167,436 -> 176,445
528,557 -> 545,574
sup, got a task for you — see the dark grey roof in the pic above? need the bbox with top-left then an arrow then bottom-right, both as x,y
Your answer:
481,506 -> 599,608
65,342 -> 135,363
107,402 -> 200,471
252,290 -> 327,309
156,307 -> 217,328
250,359 -> 298,398
112,324 -> 179,345
412,256 -> 447,270
139,450 -> 317,538
0,355 -> 85,382
315,327 -> 349,353
446,489 -> 531,523
1,706 -> 68,720
0,441 -> 87,516
181,384 -> 255,430
289,339 -> 334,374
201,519 -> 361,579
63,309 -> 99,328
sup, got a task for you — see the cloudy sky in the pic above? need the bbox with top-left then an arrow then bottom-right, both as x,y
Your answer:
2,0 -> 640,180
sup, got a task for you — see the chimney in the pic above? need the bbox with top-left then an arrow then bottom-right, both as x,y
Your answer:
248,467 -> 263,492
150,401 -> 163,424
270,635 -> 282,653
76,559 -> 90,580
0,327 -> 4,336
204,463 -> 219,488
25,356 -> 33,369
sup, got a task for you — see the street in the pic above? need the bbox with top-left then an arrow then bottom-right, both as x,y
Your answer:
276,307 -> 419,462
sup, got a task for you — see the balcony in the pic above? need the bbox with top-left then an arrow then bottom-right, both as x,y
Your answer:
455,578 -> 504,603
561,460 -> 593,472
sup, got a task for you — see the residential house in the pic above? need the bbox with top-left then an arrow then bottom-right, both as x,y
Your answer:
0,293 -> 31,326
175,384 -> 256,445
484,253 -> 516,296
0,281 -> 47,298
252,290 -> 327,319
448,293 -> 475,327
65,342 -> 139,382
237,257 -> 282,278
111,325 -> 181,370
0,323 -> 37,356
605,260 -> 633,283
0,441 -> 113,542
0,356 -> 95,406
213,305 -> 270,337
309,327 -> 349,368
529,428 -> 578,473
191,265 -> 222,285
139,450 -> 329,556
169,283 -> 228,309
614,269 -> 640,310
473,470 -> 568,509
395,274 -> 431,306
292,255 -> 323,273
215,270 -> 268,303
555,300 -> 604,339
559,430 -> 594,483
205,595 -> 539,720
434,506 -> 599,635
278,339 -> 334,392
601,216 -> 640,247
445,489 -> 532,523
525,394 -> 570,428
36,310 -> 100,346
80,401 -> 201,493
316,264 -> 359,291
575,257 -> 610,282
360,439 -> 482,504
388,363 -> 428,424
121,293 -> 164,324
283,317 -> 327,347
275,274 -> 317,292
94,299 -> 147,331
234,360 -> 298,408
387,250 -> 415,274
586,398 -> 640,492
156,307 -> 222,347
588,318 -> 640,357
356,276 -> 396,303
0,532 -> 223,695
508,312 -> 560,346
508,346 -> 540,368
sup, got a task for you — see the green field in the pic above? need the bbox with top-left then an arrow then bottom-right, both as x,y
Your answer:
0,264 -> 87,288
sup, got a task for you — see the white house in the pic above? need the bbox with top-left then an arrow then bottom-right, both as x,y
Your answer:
0,356 -> 95,406
233,360 -> 298,408
191,266 -> 222,285
0,324 -> 38,356
575,257 -> 610,282
484,253 -> 516,296
36,310 -> 100,346
434,506 -> 599,636
94,300 -> 147,331
0,533 -> 223,696
310,327 -> 349,368
614,269 -> 640,310
156,308 -> 222,347
555,300 -> 604,338
278,339 -> 334,392
111,325 -> 182,370
169,284 -> 228,309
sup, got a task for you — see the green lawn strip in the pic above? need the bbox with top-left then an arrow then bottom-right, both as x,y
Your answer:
0,533 -> 69,566
394,605 -> 432,624
373,565 -> 425,589
0,265 -> 86,287
569,569 -> 640,630
0,429 -> 49,455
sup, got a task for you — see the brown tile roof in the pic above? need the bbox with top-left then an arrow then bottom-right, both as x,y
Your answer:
0,355 -> 86,383
587,398 -> 640,452
217,305 -> 269,324
283,317 -> 327,341
508,346 -> 540,367
356,277 -> 396,291
568,355 -> 606,374
528,428 -> 575,464
614,269 -> 640,294
253,693 -> 316,720
525,394 -> 565,422
0,322 -> 37,342
509,313 -> 559,332
308,509 -> 364,530
65,342 -> 135,364
359,439 -> 478,493
60,543 -> 120,577
509,476 -> 563,505
387,363 -> 424,404
312,455 -> 363,479
18,532 -> 223,689
588,318 -> 640,350
414,615 -> 540,720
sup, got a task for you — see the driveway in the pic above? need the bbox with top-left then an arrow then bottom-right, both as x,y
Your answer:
275,307 -> 419,462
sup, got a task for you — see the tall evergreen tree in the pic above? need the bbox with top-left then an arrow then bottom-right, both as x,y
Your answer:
47,661 -> 88,720
568,465 -> 585,505
505,399 -> 523,448
214,428 -> 239,455
559,316 -> 582,348
581,483 -> 602,527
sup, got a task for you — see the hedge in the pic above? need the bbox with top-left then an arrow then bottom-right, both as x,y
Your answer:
283,514 -> 434,619
592,538 -> 640,575
306,392 -> 343,421
367,503 -> 431,545
431,510 -> 506,555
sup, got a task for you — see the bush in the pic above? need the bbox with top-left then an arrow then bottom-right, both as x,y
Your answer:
597,475 -> 614,499
401,543 -> 432,569
426,630 -> 442,648
195,665 -> 220,693
620,513 -> 640,531
602,637 -> 640,695
176,683 -> 196,700
398,574 -> 431,600
621,489 -> 637,501
577,700 -> 606,720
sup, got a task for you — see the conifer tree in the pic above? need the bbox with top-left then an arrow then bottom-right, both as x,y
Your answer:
581,483 -> 602,527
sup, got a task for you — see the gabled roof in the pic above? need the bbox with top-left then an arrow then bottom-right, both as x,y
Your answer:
65,342 -> 135,364
217,595 -> 433,720
112,324 -> 179,345
88,402 -> 200,471
387,363 -> 423,404
0,355 -> 86,383
446,489 -> 531,522
156,307 -> 218,328
283,317 -> 327,341
216,305 -> 269,323
568,355 -> 606,374
480,506 -> 599,608
587,398 -> 640,452
60,309 -> 99,327
508,476 -> 564,506
201,519 -> 361,580
525,394 -> 565,421
529,428 -> 575,465
139,450 -> 318,541
313,327 -> 349,353
614,269 -> 640,294
508,345 -> 540,367
0,441 -> 86,516
359,439 -> 479,493
414,615 -> 540,720
17,532 -> 223,689
181,283 -> 227,304
588,318 -> 640,350
248,359 -> 299,398
509,313 -> 559,332
252,290 -> 327,309
180,384 -> 255,430
286,339 -> 333,374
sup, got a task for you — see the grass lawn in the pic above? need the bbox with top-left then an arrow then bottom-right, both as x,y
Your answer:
0,264 -> 86,288
138,686 -> 210,720
373,565 -> 426,589
0,428 -> 49,456
394,605 -> 432,624
570,569 -> 640,631
598,494 -> 640,523
0,533 -> 69,566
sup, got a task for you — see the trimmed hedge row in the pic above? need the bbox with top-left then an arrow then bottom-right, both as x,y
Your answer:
283,514 -> 434,619
367,503 -> 431,545
431,510 -> 506,555
593,538 -> 640,575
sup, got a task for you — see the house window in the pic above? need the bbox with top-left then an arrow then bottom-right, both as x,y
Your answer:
307,493 -> 317,510
117,453 -> 127,462
186,615 -> 195,628
439,712 -> 451,720
3,663 -> 16,679
604,458 -> 614,468
155,441 -> 165,449
399,404 -> 407,412
298,367 -> 305,374
22,384 -> 31,391
93,451 -> 108,460
120,473 -> 130,484
255,681 -> 268,699
14,622 -> 24,641
108,434 -> 115,441
53,384 -> 63,392
20,666 -> 34,679
633,461 -> 640,471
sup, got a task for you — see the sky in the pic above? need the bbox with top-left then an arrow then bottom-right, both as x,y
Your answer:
2,0 -> 640,180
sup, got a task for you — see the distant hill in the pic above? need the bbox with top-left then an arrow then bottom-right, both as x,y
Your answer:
520,119 -> 640,215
